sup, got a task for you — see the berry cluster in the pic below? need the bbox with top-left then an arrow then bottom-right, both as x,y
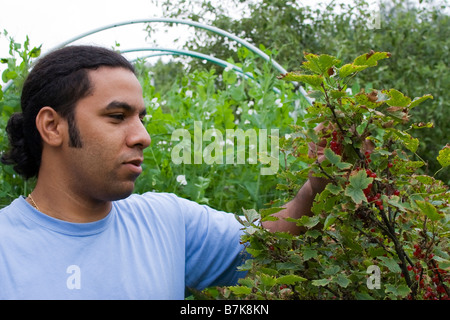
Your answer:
404,244 -> 450,300
362,168 -> 386,211
330,130 -> 343,155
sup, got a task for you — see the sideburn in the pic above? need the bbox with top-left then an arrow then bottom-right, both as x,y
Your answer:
67,112 -> 83,148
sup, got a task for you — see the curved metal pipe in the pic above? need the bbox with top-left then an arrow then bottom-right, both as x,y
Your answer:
2,18 -> 311,104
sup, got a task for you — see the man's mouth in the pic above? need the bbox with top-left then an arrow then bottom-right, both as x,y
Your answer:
122,158 -> 143,175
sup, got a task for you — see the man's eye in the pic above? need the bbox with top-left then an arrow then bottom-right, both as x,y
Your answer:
109,114 -> 125,121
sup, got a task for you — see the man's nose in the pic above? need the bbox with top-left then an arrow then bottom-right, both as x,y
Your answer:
127,118 -> 151,150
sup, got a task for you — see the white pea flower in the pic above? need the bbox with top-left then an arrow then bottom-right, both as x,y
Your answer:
176,175 -> 187,186
275,98 -> 283,108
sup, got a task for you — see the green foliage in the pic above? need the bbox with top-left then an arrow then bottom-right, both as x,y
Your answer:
134,48 -> 310,213
153,0 -> 450,183
203,51 -> 449,300
1,31 -> 447,301
0,32 -> 40,206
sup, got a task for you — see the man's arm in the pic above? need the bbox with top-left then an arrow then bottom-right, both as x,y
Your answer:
261,173 -> 328,235
262,124 -> 329,235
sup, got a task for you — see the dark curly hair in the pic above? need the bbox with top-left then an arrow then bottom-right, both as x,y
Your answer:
1,45 -> 135,179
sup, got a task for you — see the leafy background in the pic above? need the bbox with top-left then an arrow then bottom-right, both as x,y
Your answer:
0,0 -> 448,300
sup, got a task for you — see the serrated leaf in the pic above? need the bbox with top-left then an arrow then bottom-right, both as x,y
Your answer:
337,162 -> 352,170
345,170 -> 373,204
411,122 -> 434,129
339,63 -> 368,78
330,89 -> 347,99
278,72 -> 323,88
355,292 -> 375,300
297,215 -> 320,228
324,147 -> 342,164
326,183 -> 343,195
303,53 -> 341,75
396,285 -> 411,298
385,284 -> 411,298
353,51 -> 390,67
391,129 -> 419,153
355,90 -> 384,108
323,265 -> 340,275
229,285 -> 252,295
409,94 -> 433,109
416,200 -> 443,221
334,274 -> 351,288
384,89 -> 411,107
242,208 -> 260,223
276,275 -> 307,285
378,256 -> 402,273
437,144 -> 450,167
303,248 -> 318,260
323,213 -> 337,230
312,278 -> 331,287
260,207 -> 284,217
260,274 -> 277,287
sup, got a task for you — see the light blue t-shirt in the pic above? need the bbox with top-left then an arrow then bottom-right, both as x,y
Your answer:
0,192 -> 248,299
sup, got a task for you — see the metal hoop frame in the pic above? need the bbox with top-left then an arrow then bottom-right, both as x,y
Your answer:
2,18 -> 311,104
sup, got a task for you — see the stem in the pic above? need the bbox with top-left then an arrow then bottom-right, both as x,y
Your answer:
378,207 -> 416,297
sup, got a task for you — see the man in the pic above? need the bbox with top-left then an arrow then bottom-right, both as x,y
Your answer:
0,45 -> 327,299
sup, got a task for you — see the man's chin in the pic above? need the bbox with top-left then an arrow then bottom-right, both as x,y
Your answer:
105,183 -> 136,202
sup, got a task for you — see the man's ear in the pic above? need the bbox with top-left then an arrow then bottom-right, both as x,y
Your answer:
35,107 -> 66,147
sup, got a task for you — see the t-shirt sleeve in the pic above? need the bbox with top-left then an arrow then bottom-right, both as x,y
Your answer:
175,195 -> 249,291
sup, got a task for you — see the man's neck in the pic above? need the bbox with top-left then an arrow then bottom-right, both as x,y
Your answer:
29,181 -> 112,223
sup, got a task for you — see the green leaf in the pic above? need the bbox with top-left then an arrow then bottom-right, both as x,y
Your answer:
339,63 -> 368,78
411,122 -> 434,129
229,285 -> 252,295
391,129 -> 419,153
437,145 -> 450,167
334,274 -> 351,288
296,215 -> 320,228
278,72 -> 323,87
260,274 -> 277,287
242,208 -> 260,223
312,278 -> 331,287
303,248 -> 318,260
384,89 -> 411,107
385,284 -> 411,298
416,200 -> 443,221
345,170 -> 373,204
326,183 -> 343,195
324,147 -> 341,164
353,51 -> 391,67
323,265 -> 340,275
396,285 -> 412,298
303,53 -> 341,75
378,256 -> 401,273
323,213 -> 337,230
355,292 -> 375,300
409,94 -> 433,109
276,275 -> 307,285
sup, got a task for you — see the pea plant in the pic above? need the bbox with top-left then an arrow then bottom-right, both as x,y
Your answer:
208,51 -> 449,300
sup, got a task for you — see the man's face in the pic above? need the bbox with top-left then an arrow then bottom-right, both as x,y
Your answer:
61,66 -> 151,202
